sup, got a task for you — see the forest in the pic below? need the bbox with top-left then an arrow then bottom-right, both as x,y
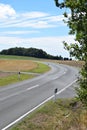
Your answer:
0,47 -> 71,60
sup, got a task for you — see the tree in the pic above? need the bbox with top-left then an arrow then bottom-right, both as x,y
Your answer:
0,47 -> 64,60
54,0 -> 87,106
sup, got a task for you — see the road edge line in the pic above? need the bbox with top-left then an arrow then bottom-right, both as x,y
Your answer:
2,79 -> 77,130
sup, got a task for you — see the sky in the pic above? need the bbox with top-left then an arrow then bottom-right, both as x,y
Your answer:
0,0 -> 75,57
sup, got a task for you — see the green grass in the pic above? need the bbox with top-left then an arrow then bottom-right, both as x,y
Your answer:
30,62 -> 50,73
0,55 -> 42,61
10,99 -> 87,130
0,74 -> 34,86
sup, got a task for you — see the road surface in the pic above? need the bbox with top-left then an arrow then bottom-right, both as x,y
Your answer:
0,62 -> 79,130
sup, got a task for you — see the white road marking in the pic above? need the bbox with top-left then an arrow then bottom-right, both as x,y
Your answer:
0,85 -> 39,101
52,71 -> 66,80
27,85 -> 39,90
1,79 -> 77,130
56,79 -> 77,95
52,77 -> 58,80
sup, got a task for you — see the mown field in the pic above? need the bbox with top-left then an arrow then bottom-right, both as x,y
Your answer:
45,59 -> 84,68
56,60 -> 84,68
0,60 -> 37,72
0,55 -> 50,86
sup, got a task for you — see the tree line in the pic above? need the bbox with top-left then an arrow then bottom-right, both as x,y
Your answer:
0,47 -> 71,60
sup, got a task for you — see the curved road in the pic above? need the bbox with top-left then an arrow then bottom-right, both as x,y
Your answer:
0,62 -> 79,130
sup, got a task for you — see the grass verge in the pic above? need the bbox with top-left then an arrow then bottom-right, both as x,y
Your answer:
30,62 -> 50,73
10,99 -> 87,130
0,74 -> 34,86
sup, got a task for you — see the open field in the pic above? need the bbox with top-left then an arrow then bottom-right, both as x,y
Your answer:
0,59 -> 38,86
0,59 -> 37,86
0,56 -> 50,86
0,55 -> 41,61
0,59 -> 38,72
45,59 -> 84,68
0,54 -> 84,68
10,99 -> 87,130
56,60 -> 84,68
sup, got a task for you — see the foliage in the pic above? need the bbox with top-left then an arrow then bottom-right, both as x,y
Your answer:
54,0 -> 87,106
0,47 -> 70,60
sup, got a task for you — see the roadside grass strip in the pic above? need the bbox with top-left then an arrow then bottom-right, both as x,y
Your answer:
0,74 -> 34,86
10,98 -> 87,130
2,80 -> 83,130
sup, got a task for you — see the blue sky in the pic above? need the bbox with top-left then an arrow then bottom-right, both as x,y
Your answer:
0,0 -> 75,57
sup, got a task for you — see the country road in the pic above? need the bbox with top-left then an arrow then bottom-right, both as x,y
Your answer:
0,62 -> 79,130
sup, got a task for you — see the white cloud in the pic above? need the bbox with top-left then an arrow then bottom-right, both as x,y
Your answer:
0,14 -> 65,29
21,11 -> 49,19
0,3 -> 65,29
43,15 -> 64,22
0,35 -> 75,57
28,21 -> 56,28
0,3 -> 16,19
0,3 -> 72,58
0,30 -> 39,35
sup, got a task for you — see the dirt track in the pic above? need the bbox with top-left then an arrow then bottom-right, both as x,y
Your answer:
0,72 -> 14,78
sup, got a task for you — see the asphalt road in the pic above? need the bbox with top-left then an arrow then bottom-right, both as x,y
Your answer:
0,62 -> 79,130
